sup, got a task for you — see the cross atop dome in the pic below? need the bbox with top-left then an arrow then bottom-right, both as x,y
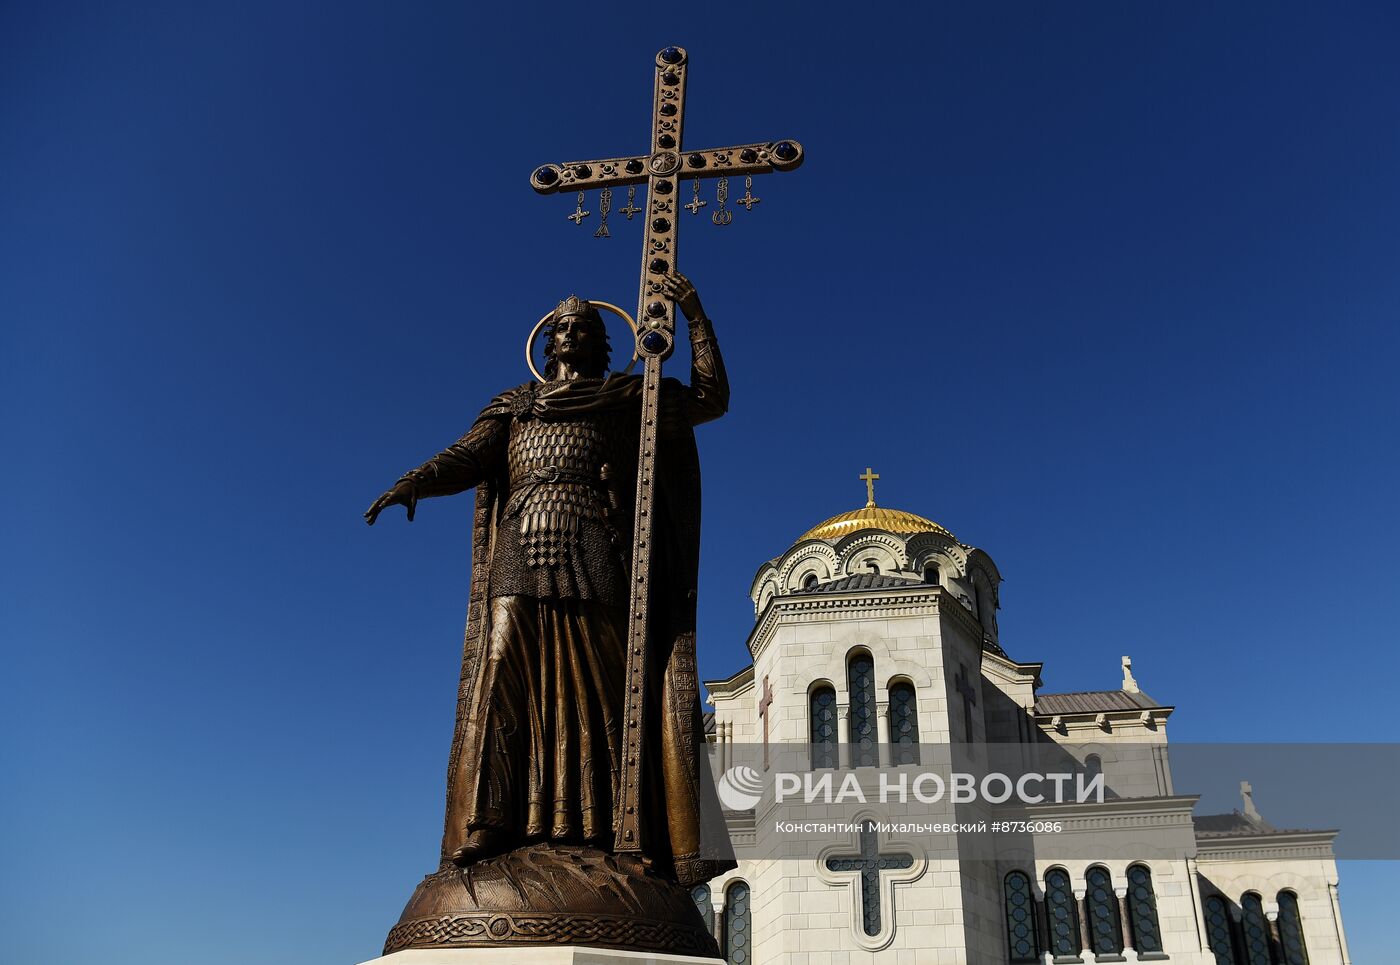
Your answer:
859,467 -> 879,508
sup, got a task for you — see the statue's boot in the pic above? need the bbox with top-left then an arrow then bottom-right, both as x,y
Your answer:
449,828 -> 512,865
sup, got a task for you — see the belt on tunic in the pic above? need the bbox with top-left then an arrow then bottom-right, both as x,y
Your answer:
503,465 -> 606,518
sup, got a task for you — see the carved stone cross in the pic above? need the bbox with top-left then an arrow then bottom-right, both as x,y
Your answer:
954,663 -> 978,742
758,674 -> 774,770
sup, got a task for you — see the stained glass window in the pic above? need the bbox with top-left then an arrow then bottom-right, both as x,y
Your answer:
1085,865 -> 1123,955
1241,893 -> 1272,965
1278,891 -> 1309,965
848,652 -> 878,768
1126,864 -> 1163,954
1004,871 -> 1039,963
693,883 -> 713,934
1044,868 -> 1081,958
888,682 -> 920,766
810,685 -> 837,769
1204,895 -> 1238,965
724,881 -> 750,965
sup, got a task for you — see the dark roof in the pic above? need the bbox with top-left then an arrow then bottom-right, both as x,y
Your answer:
792,573 -> 924,594
1193,811 -> 1277,837
702,711 -> 716,737
1033,690 -> 1164,715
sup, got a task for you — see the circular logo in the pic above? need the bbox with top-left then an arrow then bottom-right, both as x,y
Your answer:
716,765 -> 765,811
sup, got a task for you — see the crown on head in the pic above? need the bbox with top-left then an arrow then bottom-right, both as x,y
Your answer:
553,294 -> 592,321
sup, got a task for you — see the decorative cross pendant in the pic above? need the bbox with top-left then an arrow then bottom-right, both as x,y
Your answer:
736,175 -> 761,211
684,179 -> 708,215
567,190 -> 589,225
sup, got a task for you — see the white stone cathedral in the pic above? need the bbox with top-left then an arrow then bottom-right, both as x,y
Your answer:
697,476 -> 1351,965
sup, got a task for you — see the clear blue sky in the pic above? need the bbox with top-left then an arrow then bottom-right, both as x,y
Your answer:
2,3 -> 1396,962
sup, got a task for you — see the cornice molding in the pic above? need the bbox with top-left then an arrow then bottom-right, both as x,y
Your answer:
746,585 -> 984,662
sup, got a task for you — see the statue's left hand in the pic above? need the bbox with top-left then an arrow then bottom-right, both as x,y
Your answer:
661,270 -> 705,322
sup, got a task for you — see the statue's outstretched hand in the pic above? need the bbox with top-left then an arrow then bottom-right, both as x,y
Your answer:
364,480 -> 418,526
661,270 -> 705,322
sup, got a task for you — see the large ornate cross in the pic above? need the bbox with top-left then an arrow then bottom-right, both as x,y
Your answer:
529,46 -> 803,854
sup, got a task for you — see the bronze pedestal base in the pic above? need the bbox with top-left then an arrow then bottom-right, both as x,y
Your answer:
383,844 -> 721,959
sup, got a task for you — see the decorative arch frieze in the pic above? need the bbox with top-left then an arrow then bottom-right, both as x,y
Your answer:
775,541 -> 840,592
748,563 -> 779,607
907,533 -> 967,574
835,532 -> 906,575
966,547 -> 1002,588
756,581 -> 777,615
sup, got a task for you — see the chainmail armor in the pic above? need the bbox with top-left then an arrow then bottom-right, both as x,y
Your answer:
490,413 -> 634,605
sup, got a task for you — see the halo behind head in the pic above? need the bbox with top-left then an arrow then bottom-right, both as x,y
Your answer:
527,300 -> 640,384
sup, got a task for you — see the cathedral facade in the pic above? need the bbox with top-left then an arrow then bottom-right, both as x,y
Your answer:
697,484 -> 1351,965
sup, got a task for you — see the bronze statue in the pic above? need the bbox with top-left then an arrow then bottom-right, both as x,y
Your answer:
366,272 -> 734,956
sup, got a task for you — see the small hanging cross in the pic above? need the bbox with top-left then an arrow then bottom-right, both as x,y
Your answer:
619,185 -> 642,220
736,174 -> 761,211
567,190 -> 589,225
684,177 -> 707,215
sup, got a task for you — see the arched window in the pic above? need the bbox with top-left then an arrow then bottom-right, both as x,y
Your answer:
692,883 -> 713,934
1277,891 -> 1310,965
1203,894 -> 1238,965
847,652 -> 877,767
1085,865 -> 1124,955
1003,870 -> 1039,963
810,685 -> 837,769
1085,754 -> 1103,781
923,562 -> 940,585
888,682 -> 920,765
1044,868 -> 1081,958
1126,864 -> 1163,955
803,573 -> 819,590
865,560 -> 880,575
723,881 -> 751,965
1240,893 -> 1272,965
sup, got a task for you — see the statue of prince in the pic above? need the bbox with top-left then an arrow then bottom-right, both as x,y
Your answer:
365,270 -> 733,957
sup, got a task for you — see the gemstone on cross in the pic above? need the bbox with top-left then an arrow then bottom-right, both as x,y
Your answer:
824,820 -> 915,937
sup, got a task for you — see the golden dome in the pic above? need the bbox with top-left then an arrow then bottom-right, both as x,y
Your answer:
799,504 -> 956,543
